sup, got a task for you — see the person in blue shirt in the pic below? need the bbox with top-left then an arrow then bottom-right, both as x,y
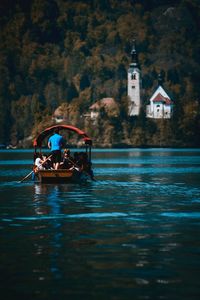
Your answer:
48,128 -> 65,169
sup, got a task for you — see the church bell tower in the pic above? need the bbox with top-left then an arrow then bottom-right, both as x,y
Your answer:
127,40 -> 141,116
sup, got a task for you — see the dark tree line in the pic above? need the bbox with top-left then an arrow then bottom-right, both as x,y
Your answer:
0,0 -> 200,147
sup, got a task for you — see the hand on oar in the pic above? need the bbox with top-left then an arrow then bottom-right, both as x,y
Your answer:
19,154 -> 52,183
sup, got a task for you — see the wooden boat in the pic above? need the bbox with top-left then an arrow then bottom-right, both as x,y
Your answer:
36,168 -> 88,184
33,124 -> 93,184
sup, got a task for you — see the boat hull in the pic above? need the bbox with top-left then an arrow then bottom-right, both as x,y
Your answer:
36,169 -> 87,184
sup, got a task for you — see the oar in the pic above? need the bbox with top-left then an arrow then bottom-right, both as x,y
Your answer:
19,154 -> 52,183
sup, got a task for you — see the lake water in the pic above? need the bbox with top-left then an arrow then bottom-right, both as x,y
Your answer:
0,148 -> 200,300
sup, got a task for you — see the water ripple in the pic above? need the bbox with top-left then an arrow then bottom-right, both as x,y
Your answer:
161,212 -> 200,218
12,211 -> 143,221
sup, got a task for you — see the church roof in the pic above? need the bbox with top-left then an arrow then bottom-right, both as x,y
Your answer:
152,93 -> 172,105
150,85 -> 173,105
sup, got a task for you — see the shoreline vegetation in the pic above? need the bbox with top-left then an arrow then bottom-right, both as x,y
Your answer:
0,0 -> 200,148
1,143 -> 200,150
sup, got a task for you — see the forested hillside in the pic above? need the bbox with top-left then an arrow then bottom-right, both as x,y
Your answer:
0,0 -> 200,147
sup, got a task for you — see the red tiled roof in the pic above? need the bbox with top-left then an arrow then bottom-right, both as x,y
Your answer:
152,93 -> 172,105
90,98 -> 117,110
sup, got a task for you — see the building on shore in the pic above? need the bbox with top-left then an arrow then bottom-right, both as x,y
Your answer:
127,40 -> 174,119
89,97 -> 119,120
146,74 -> 174,119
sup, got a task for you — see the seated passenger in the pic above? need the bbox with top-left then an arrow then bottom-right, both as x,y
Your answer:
80,153 -> 95,181
34,154 -> 45,171
60,149 -> 74,169
42,154 -> 53,169
73,152 -> 84,171
74,152 -> 95,180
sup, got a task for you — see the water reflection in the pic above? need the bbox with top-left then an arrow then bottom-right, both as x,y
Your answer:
33,184 -> 63,280
32,183 -> 98,282
0,149 -> 200,299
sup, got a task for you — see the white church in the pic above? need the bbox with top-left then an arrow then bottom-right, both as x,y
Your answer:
146,81 -> 173,119
127,41 -> 174,119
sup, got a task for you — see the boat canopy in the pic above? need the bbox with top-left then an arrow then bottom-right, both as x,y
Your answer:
33,124 -> 92,148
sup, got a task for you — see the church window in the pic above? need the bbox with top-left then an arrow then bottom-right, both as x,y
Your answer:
156,105 -> 160,107
131,74 -> 136,80
132,86 -> 135,89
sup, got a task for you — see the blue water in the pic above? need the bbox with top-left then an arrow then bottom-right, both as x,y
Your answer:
0,148 -> 200,299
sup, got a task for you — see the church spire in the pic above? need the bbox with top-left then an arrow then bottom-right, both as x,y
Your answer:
158,72 -> 163,86
130,39 -> 139,68
127,39 -> 141,116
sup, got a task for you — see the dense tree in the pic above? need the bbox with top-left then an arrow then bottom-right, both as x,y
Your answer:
0,0 -> 199,147
80,72 -> 90,91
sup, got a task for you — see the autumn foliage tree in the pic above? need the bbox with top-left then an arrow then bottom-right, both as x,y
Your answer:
0,0 -> 199,147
